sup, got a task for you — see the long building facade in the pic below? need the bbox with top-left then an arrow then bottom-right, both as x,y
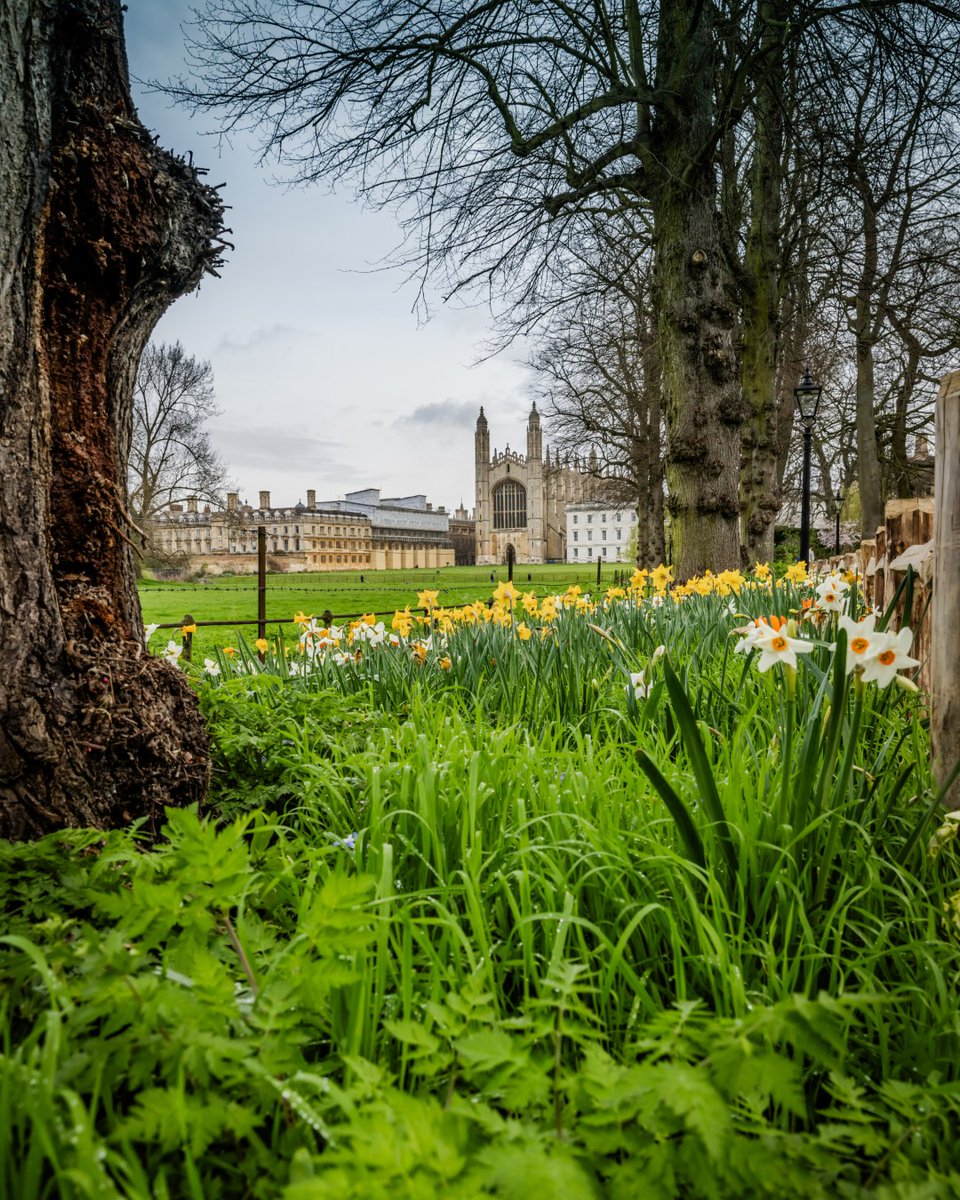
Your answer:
474,403 -> 598,564
149,487 -> 455,572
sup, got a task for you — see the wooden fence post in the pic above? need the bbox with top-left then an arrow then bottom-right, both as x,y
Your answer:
932,370 -> 960,809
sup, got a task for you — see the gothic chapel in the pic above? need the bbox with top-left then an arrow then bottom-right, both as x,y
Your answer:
474,403 -> 598,564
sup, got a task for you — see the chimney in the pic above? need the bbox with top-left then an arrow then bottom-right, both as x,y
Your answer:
915,434 -> 930,458
227,492 -> 238,510
187,496 -> 197,513
306,489 -> 316,508
259,490 -> 270,510
169,503 -> 183,513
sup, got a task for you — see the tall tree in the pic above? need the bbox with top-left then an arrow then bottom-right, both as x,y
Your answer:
129,341 -> 231,537
175,0 -> 753,577
0,0 -> 223,838
531,254 -> 666,566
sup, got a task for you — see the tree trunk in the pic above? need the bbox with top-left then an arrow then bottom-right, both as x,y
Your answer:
651,0 -> 743,579
854,302 -> 884,536
738,3 -> 784,567
0,0 -> 222,839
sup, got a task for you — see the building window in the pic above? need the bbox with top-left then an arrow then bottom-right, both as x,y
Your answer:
616,528 -> 622,539
573,515 -> 578,524
492,479 -> 527,530
573,548 -> 578,558
587,515 -> 592,524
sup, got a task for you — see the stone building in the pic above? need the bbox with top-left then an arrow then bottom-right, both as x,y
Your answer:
565,502 -> 638,564
448,503 -> 477,565
474,403 -> 598,564
149,486 -> 454,572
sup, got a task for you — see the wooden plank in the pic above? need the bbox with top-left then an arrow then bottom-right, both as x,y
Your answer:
932,370 -> 960,809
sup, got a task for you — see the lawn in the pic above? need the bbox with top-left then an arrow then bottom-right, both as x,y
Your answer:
139,563 -> 629,659
4,565 -> 960,1198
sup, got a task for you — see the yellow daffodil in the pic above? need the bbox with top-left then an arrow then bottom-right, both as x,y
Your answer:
516,621 -> 532,640
493,580 -> 520,605
630,567 -> 649,590
181,623 -> 197,635
417,589 -> 440,610
521,591 -> 539,615
784,560 -> 808,584
754,562 -> 772,581
255,638 -> 269,654
292,611 -> 312,627
439,655 -> 452,670
392,607 -> 414,637
650,564 -> 674,593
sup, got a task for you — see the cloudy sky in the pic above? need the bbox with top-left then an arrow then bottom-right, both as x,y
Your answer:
124,1 -> 536,514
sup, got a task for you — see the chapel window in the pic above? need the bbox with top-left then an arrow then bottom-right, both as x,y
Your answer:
492,479 -> 527,530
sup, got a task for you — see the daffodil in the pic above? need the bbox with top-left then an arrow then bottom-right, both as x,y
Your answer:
784,560 -> 808,585
255,637 -> 269,654
439,655 -> 452,670
521,591 -> 539,615
628,671 -> 650,701
493,580 -> 520,605
292,611 -> 312,627
859,626 -> 920,688
161,639 -> 182,665
181,623 -> 197,635
752,624 -> 815,673
392,608 -> 414,638
754,562 -> 772,582
516,621 -> 532,641
650,563 -> 673,593
417,589 -> 440,610
202,657 -> 220,677
836,614 -> 879,674
144,623 -> 159,642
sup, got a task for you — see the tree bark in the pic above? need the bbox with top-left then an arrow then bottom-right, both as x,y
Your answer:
737,1 -> 784,567
651,0 -> 743,580
0,0 -> 222,839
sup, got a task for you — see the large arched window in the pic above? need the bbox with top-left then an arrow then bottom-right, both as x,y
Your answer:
493,479 -> 527,529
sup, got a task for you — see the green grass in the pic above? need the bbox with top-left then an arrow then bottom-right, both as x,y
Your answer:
140,563 -> 628,659
4,579 -> 960,1197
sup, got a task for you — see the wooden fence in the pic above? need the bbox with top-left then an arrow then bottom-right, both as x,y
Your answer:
812,369 -> 958,807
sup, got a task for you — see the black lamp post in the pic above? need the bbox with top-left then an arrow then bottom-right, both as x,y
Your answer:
834,489 -> 843,556
794,368 -> 822,565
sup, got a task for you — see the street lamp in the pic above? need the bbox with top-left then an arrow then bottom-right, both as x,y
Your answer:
794,368 -> 822,565
834,489 -> 844,556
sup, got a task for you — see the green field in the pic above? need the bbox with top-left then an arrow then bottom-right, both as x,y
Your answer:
140,563 -> 629,657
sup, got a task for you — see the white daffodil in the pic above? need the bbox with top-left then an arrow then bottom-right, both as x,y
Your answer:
161,639 -> 182,665
816,578 -> 844,614
836,613 -> 879,674
859,626 -> 920,688
752,624 -> 815,672
144,623 -> 160,642
628,671 -> 650,701
202,657 -> 220,677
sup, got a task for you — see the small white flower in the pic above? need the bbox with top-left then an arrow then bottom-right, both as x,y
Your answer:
628,671 -> 650,701
202,657 -> 220,677
859,626 -> 920,688
144,623 -> 160,642
161,639 -> 182,665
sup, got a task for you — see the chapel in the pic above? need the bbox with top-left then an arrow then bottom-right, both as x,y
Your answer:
474,403 -> 598,564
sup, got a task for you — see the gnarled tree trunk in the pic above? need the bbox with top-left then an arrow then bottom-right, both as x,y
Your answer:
0,0 -> 221,839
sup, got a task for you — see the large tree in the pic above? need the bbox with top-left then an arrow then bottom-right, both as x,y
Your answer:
129,340 -> 231,540
0,0 -> 224,838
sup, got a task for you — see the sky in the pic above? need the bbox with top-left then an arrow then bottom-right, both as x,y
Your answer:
123,1 -> 536,515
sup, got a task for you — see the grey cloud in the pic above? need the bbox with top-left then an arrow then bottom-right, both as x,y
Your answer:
214,425 -> 356,475
395,400 -> 479,429
215,324 -> 316,354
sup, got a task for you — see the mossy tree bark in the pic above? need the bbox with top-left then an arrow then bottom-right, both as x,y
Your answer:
650,0 -> 743,579
0,0 -> 223,839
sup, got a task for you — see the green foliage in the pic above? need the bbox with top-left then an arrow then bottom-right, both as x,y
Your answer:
3,583 -> 960,1196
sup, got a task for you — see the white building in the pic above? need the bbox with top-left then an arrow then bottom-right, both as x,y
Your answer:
565,502 -> 638,563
